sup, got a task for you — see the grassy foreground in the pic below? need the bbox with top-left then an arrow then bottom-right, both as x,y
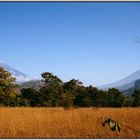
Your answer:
0,107 -> 139,138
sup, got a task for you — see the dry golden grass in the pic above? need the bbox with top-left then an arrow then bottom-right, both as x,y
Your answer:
0,107 -> 139,138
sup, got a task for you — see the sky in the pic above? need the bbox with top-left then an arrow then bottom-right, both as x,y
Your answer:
0,2 -> 140,86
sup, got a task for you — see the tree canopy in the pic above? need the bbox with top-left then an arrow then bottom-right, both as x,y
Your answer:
0,68 -> 139,107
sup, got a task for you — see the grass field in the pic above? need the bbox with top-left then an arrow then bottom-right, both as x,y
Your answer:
0,107 -> 139,138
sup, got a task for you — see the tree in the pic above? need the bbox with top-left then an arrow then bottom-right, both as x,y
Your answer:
107,88 -> 125,107
85,86 -> 108,107
21,88 -> 42,107
132,89 -> 140,107
74,94 -> 93,107
63,79 -> 83,94
58,93 -> 75,108
0,67 -> 18,106
41,72 -> 63,87
40,72 -> 64,107
122,95 -> 133,107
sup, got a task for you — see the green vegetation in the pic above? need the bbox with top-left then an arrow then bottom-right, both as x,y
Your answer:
0,67 -> 140,107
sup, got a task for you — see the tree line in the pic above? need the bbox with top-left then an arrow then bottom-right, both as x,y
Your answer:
0,67 -> 140,107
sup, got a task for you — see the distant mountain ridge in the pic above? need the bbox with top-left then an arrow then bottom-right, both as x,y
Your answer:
0,62 -> 33,83
19,80 -> 44,90
122,79 -> 140,95
1,62 -> 140,95
100,69 -> 140,92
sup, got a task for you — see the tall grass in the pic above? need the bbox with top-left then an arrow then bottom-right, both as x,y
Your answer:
0,107 -> 139,138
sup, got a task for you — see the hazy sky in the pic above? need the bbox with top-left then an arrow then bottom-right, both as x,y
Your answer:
0,2 -> 140,86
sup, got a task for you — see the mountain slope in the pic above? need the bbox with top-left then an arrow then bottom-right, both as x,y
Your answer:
100,70 -> 140,90
0,62 -> 33,83
122,79 -> 140,95
19,80 -> 44,90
